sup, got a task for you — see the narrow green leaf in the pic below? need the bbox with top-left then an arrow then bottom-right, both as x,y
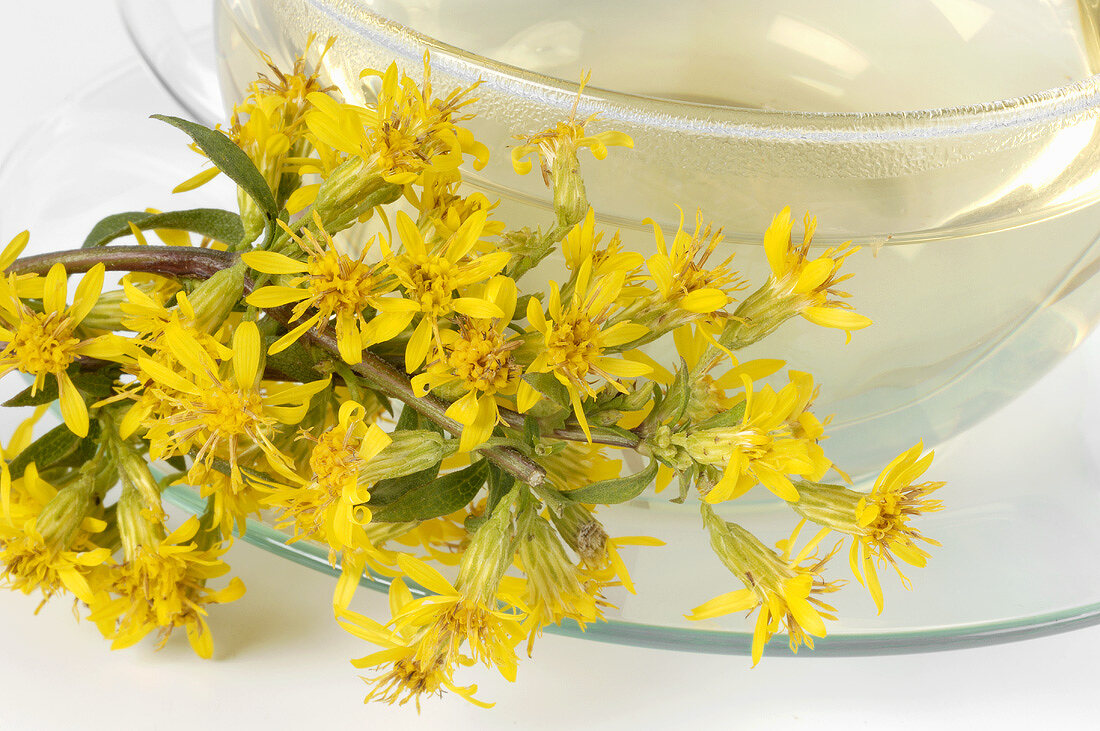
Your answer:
563,459 -> 658,504
152,114 -> 278,217
370,456 -> 442,507
82,208 -> 245,249
485,463 -> 515,516
522,415 -> 540,447
373,460 -> 489,523
4,366 -> 119,407
693,401 -> 748,432
7,424 -> 83,480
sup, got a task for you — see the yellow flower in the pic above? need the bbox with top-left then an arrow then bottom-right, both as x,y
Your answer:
265,400 -> 392,555
138,320 -> 329,486
525,261 -> 651,439
304,54 -> 487,188
689,508 -> 841,665
411,276 -> 537,452
679,372 -> 829,504
177,40 -> 333,193
548,502 -> 663,594
789,443 -> 943,613
90,513 -> 245,659
511,72 -> 632,182
244,215 -> 417,364
110,281 -> 233,439
762,207 -> 871,339
641,207 -> 745,317
387,209 -> 511,371
0,263 -> 115,437
634,324 -> 784,426
409,169 -> 506,244
509,511 -> 607,653
0,471 -> 110,606
338,577 -> 495,710
561,208 -> 644,280
344,554 -> 525,709
850,444 -> 943,610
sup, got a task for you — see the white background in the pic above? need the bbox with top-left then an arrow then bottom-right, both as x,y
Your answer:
0,2 -> 1095,729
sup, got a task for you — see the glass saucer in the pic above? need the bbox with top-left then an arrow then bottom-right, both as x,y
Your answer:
5,58 -> 1100,657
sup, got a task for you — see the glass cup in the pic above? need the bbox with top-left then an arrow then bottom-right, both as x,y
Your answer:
129,0 -> 1100,476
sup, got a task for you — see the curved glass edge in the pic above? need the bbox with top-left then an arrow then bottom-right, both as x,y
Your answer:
163,485 -> 1100,657
300,0 -> 1100,134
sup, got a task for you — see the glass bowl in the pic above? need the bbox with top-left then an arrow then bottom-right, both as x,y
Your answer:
14,9 -> 1096,655
198,0 -> 1100,475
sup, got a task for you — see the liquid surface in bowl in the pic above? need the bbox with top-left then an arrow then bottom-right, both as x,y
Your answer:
350,0 -> 1100,112
215,0 -> 1100,474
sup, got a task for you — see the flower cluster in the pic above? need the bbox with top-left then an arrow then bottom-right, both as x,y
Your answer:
0,42 -> 943,711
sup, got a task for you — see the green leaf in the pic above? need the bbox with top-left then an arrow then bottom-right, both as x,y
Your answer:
3,366 -> 119,407
485,463 -> 515,516
522,415 -> 540,447
563,459 -> 658,504
372,459 -> 489,523
264,339 -> 324,383
693,401 -> 748,431
152,114 -> 278,218
165,455 -> 188,472
82,208 -> 245,249
7,423 -> 84,480
523,372 -> 571,409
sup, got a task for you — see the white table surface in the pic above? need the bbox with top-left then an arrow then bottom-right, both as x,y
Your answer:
0,3 -> 1094,728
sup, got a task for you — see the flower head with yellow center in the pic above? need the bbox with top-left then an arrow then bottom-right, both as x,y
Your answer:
689,506 -> 842,665
412,276 -> 537,452
561,208 -> 644,281
244,214 -> 417,364
635,207 -> 746,329
790,443 -> 943,613
525,259 -> 651,440
0,469 -> 110,606
90,504 -> 245,659
341,493 -> 527,709
304,53 -> 488,190
387,209 -> 511,371
265,400 -> 392,555
851,443 -> 944,607
138,320 -> 329,486
759,207 -> 871,340
110,280 -> 234,438
0,263 -> 114,437
510,72 -> 633,184
678,372 -> 829,504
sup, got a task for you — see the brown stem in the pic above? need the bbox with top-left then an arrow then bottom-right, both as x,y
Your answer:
8,246 -> 235,279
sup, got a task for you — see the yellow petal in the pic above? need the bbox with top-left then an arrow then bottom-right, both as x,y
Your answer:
241,251 -> 309,275
232,321 -> 261,390
57,372 -> 88,438
763,207 -> 793,279
0,231 -> 29,270
246,286 -> 310,308
172,166 -> 220,193
792,257 -> 834,294
680,288 -> 729,313
453,297 -> 504,319
801,307 -> 872,333
43,263 -> 67,316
